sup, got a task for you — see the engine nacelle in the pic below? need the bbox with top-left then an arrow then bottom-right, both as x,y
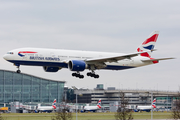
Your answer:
68,60 -> 86,71
43,66 -> 60,72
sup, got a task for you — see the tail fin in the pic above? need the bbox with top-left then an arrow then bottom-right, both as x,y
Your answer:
137,31 -> 159,58
52,99 -> 56,109
97,99 -> 101,108
152,98 -> 156,108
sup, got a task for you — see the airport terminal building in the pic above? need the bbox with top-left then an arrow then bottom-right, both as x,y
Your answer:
0,69 -> 65,106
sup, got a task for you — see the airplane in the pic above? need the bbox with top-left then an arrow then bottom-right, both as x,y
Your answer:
35,99 -> 56,113
3,31 -> 174,79
134,98 -> 156,112
81,99 -> 101,112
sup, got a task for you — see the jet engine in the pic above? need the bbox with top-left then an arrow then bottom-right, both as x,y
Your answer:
43,66 -> 60,72
68,60 -> 86,71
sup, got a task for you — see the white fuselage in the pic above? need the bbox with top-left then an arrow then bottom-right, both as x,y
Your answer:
137,106 -> 152,110
37,106 -> 55,111
3,48 -> 153,70
84,106 -> 99,111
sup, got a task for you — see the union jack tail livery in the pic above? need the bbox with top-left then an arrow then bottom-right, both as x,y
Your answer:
152,98 -> 156,108
97,99 -> 101,109
137,31 -> 159,58
52,99 -> 56,109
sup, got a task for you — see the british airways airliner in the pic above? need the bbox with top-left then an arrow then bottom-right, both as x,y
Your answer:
134,98 -> 156,112
3,31 -> 174,79
35,99 -> 56,113
82,99 -> 101,112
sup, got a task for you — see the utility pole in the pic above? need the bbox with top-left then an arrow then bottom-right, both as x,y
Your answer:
151,92 -> 153,120
72,86 -> 78,120
76,93 -> 77,120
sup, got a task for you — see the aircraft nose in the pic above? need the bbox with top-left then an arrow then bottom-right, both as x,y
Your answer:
3,54 -> 8,60
3,51 -> 15,61
3,53 -> 13,60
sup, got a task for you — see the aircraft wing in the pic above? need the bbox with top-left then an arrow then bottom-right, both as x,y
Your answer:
85,51 -> 148,63
141,57 -> 175,62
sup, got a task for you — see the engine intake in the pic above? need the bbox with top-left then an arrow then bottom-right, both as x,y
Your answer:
68,60 -> 86,71
43,66 -> 60,72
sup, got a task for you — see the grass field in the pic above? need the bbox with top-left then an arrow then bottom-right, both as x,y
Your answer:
1,112 -> 173,120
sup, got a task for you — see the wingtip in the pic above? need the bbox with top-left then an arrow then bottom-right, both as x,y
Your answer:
168,57 -> 176,59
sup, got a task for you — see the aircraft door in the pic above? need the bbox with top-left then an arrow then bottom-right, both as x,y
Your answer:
22,53 -> 29,60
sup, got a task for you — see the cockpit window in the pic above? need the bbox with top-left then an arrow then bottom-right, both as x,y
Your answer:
7,52 -> 14,54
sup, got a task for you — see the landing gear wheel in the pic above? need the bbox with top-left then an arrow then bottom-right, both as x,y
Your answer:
87,72 -> 91,76
16,70 -> 21,73
87,72 -> 99,78
72,73 -> 76,77
76,74 -> 80,77
79,75 -> 84,79
90,73 -> 95,77
72,73 -> 84,79
94,74 -> 99,78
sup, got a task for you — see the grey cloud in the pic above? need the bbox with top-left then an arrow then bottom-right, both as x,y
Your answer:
0,0 -> 179,91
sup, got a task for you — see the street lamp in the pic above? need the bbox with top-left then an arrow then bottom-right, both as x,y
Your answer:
167,86 -> 169,111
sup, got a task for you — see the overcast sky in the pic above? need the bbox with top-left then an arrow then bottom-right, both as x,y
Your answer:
0,0 -> 179,91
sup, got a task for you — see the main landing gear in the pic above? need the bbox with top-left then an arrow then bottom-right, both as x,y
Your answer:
87,65 -> 99,79
72,73 -> 84,79
72,72 -> 99,79
87,72 -> 99,78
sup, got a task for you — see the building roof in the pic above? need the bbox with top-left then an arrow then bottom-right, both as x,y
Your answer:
0,69 -> 66,83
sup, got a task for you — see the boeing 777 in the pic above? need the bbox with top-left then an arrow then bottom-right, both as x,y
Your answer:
35,99 -> 56,113
134,98 -> 156,112
3,31 -> 174,79
81,99 -> 101,112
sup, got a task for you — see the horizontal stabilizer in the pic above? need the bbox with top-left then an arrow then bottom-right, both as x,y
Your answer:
141,58 -> 175,62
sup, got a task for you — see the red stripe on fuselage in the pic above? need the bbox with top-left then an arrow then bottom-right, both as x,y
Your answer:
19,51 -> 37,53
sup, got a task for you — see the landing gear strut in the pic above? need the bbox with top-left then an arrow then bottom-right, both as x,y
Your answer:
72,72 -> 84,79
87,65 -> 100,79
16,64 -> 21,73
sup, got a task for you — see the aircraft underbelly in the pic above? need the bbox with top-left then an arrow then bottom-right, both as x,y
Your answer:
8,60 -> 136,70
8,60 -> 68,68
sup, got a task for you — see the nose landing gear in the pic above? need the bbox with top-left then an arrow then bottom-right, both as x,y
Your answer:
15,64 -> 21,73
